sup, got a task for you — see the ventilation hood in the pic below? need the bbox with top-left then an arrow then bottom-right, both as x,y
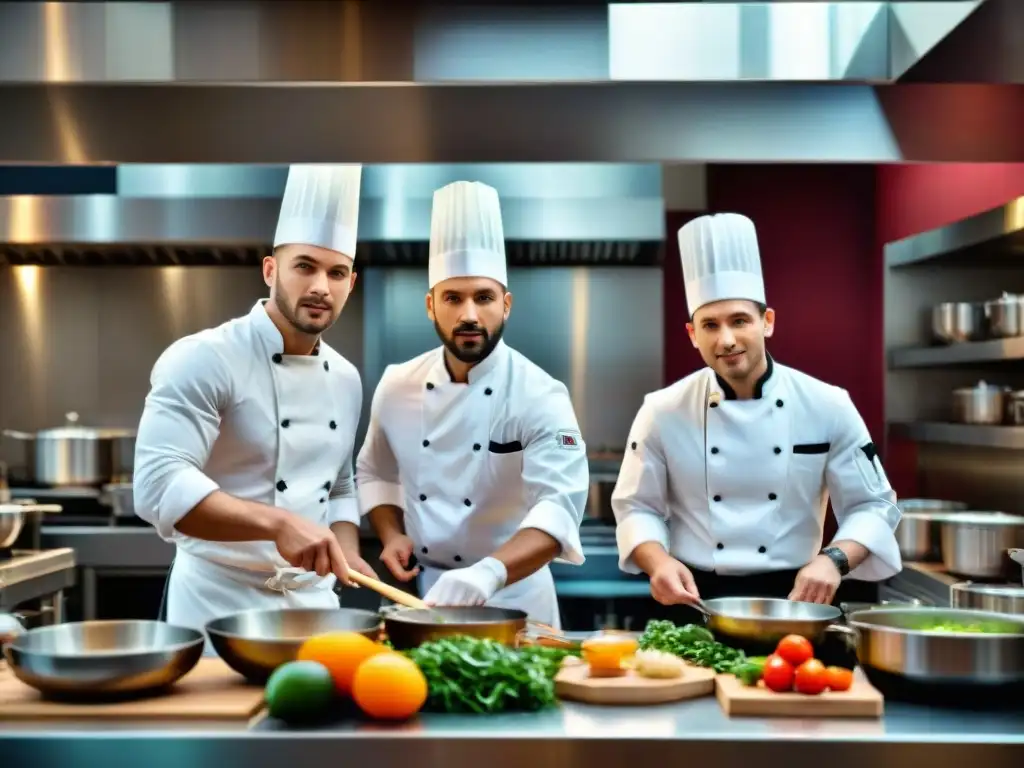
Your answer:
0,2 -> 1019,165
0,164 -> 666,267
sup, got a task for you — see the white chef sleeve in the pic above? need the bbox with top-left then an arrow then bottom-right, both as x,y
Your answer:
826,390 -> 903,581
133,338 -> 229,541
612,398 -> 671,575
328,373 -> 362,526
517,381 -> 588,565
355,366 -> 405,514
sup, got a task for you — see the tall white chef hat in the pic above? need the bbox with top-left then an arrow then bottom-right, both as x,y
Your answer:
428,180 -> 507,290
678,213 -> 764,317
273,164 -> 363,258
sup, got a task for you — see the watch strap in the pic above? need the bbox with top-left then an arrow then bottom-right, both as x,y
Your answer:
821,546 -> 850,577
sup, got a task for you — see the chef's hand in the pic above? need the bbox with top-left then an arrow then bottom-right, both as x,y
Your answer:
344,552 -> 379,581
789,555 -> 841,604
273,512 -> 354,587
424,557 -> 508,607
649,558 -> 701,606
379,534 -> 421,582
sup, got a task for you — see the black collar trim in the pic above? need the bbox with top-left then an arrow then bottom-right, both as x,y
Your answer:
715,354 -> 774,400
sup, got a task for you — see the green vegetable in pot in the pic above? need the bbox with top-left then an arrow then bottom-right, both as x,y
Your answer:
638,620 -> 746,674
404,635 -> 574,714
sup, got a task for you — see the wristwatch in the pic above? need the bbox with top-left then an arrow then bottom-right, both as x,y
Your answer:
820,546 -> 850,577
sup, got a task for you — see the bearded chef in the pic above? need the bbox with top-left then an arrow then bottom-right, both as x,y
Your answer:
612,213 -> 902,613
354,180 -> 589,629
134,164 -> 377,640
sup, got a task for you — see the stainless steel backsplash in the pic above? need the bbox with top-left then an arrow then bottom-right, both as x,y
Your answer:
0,265 -> 662,471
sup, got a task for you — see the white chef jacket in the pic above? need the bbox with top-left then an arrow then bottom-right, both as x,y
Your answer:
612,357 -> 902,582
355,340 -> 588,628
133,300 -> 362,637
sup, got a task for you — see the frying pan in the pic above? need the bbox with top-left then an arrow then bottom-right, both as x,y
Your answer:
690,597 -> 843,646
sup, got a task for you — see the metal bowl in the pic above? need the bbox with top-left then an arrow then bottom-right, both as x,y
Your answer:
384,606 -> 528,650
0,505 -> 26,548
2,620 -> 204,700
205,608 -> 382,684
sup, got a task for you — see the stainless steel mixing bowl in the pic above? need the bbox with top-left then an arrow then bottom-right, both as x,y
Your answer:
2,620 -> 205,699
205,608 -> 382,684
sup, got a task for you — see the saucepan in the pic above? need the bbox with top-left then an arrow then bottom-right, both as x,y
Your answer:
829,607 -> 1024,708
205,607 -> 382,684
2,620 -> 205,700
688,597 -> 842,648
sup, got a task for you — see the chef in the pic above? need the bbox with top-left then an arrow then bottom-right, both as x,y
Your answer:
134,164 -> 376,639
354,180 -> 589,629
612,213 -> 902,612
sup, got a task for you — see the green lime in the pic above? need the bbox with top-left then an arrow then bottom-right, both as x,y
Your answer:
264,661 -> 336,722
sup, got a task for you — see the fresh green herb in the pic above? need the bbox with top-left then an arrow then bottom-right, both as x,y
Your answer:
638,620 -> 746,674
730,656 -> 766,686
405,636 -> 575,714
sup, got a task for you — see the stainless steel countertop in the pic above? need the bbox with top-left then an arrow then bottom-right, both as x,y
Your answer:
1,696 -> 1021,768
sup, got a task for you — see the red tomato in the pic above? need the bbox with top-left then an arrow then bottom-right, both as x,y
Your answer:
761,654 -> 795,693
775,634 -> 814,667
825,666 -> 854,692
793,659 -> 828,695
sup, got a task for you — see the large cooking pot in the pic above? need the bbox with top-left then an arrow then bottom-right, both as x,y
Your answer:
895,499 -> 968,561
950,582 -> 1024,615
935,511 -> 1024,579
832,607 -> 1024,708
932,301 -> 985,344
984,293 -> 1024,339
3,412 -> 136,487
951,381 -> 1008,425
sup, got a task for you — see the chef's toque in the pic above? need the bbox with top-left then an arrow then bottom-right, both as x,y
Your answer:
428,180 -> 507,290
679,213 -> 764,317
274,164 -> 363,258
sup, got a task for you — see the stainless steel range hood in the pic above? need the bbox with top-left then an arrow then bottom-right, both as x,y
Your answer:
0,164 -> 666,267
0,1 -> 1019,164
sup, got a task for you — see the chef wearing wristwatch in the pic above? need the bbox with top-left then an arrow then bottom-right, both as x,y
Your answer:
611,213 -> 903,611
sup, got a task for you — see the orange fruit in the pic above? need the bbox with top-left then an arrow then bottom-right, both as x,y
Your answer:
351,652 -> 428,720
296,632 -> 387,695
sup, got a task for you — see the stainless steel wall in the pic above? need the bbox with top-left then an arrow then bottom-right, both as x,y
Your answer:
0,264 -> 662,473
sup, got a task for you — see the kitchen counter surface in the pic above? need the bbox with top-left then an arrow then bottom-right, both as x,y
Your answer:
3,695 -> 1021,768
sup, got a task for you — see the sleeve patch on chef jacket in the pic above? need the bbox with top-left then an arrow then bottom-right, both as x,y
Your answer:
556,430 -> 583,450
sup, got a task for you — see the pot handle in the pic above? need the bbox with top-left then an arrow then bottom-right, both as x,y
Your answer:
824,622 -> 857,648
1,430 -> 34,440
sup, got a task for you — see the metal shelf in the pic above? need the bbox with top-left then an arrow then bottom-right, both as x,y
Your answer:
889,336 -> 1024,368
889,421 -> 1024,450
885,196 -> 1024,268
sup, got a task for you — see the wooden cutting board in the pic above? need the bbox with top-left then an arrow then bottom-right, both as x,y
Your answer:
0,657 -> 265,721
556,660 -> 716,705
715,670 -> 883,718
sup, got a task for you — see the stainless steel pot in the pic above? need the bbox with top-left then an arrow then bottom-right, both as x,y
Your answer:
1011,549 -> 1024,584
1006,391 -> 1024,426
835,607 -> 1024,686
951,381 -> 1008,425
950,582 -> 1024,615
895,499 -> 968,561
3,412 -> 136,487
936,511 -> 1024,579
932,301 -> 985,344
984,293 -> 1024,338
